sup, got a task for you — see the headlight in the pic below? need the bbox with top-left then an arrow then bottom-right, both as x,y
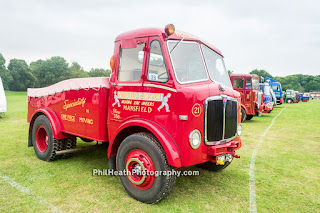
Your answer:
189,129 -> 201,149
237,124 -> 242,136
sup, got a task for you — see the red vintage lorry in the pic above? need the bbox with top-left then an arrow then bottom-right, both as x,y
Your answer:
230,74 -> 263,122
27,24 -> 242,203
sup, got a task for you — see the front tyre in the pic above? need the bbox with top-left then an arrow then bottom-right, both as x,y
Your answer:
246,115 -> 254,120
241,107 -> 247,122
116,133 -> 176,204
32,115 -> 64,161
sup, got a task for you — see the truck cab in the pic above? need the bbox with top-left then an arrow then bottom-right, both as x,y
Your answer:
265,77 -> 283,104
230,74 -> 263,122
284,89 -> 296,103
27,24 -> 242,204
294,91 -> 300,103
300,93 -> 310,102
259,83 -> 274,113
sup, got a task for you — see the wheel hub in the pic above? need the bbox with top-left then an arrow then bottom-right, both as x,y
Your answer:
125,149 -> 155,190
35,125 -> 49,153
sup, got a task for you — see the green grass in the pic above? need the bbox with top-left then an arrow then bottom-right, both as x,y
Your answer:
0,91 -> 319,212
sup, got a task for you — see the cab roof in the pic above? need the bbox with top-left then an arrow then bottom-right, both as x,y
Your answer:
115,28 -> 223,56
230,74 -> 259,79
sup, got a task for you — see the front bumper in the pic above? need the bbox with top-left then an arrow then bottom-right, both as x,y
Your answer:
207,139 -> 242,159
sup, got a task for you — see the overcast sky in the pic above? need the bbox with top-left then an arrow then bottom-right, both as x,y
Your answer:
0,0 -> 319,76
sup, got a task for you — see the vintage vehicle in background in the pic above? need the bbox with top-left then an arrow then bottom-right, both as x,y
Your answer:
270,89 -> 277,106
284,89 -> 296,103
230,74 -> 263,122
0,77 -> 7,117
300,93 -> 310,102
294,91 -> 300,103
27,24 -> 242,204
259,83 -> 274,113
265,77 -> 283,104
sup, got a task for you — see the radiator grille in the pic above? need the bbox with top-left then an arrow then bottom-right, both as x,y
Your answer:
205,96 -> 238,145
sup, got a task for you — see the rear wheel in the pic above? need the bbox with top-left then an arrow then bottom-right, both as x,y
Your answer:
32,115 -> 64,161
116,133 -> 176,204
303,99 -> 307,102
246,115 -> 254,120
241,107 -> 247,122
61,137 -> 77,158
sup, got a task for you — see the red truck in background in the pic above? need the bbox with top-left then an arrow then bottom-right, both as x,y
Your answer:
230,74 -> 263,122
27,24 -> 242,204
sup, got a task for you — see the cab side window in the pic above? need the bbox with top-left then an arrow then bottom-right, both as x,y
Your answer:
233,78 -> 244,88
118,44 -> 144,81
147,40 -> 169,83
246,78 -> 251,89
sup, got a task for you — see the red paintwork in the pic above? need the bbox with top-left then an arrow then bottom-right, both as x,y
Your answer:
125,149 -> 155,190
230,74 -> 262,116
35,125 -> 48,153
28,27 -> 242,168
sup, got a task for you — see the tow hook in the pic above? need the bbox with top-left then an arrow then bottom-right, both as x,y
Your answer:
233,154 -> 240,158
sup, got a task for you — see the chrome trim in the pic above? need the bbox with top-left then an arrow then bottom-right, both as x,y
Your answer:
204,95 -> 238,145
189,129 -> 201,149
143,83 -> 177,92
117,83 -> 143,87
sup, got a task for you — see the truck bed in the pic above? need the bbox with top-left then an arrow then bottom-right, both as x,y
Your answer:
27,77 -> 110,142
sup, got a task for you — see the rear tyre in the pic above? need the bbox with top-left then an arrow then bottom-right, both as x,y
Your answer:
197,158 -> 233,172
246,115 -> 254,120
61,137 -> 77,158
116,133 -> 176,204
241,107 -> 247,122
32,115 -> 64,161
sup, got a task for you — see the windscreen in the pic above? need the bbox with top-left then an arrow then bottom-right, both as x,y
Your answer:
201,44 -> 232,88
168,41 -> 208,84
252,78 -> 260,90
264,85 -> 272,95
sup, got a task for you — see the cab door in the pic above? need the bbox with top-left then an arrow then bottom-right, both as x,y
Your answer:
109,37 -> 148,124
140,36 -> 176,126
244,77 -> 253,114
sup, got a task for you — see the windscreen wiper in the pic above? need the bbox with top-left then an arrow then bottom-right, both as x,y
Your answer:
170,37 -> 185,54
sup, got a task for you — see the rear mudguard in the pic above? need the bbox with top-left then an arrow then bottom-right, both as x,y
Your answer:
108,119 -> 182,168
28,108 -> 71,147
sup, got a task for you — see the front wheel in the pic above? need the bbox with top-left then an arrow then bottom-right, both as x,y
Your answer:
241,107 -> 247,122
286,99 -> 293,103
246,115 -> 254,120
116,133 -> 176,204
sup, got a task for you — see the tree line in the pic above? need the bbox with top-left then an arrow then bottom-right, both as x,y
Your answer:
1,53 -> 319,92
249,69 -> 320,92
0,53 -> 111,91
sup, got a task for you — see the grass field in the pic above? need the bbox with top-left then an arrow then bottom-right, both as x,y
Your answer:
0,91 -> 319,212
